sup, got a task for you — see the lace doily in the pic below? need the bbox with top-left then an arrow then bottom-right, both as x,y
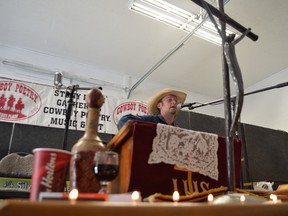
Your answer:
148,124 -> 219,180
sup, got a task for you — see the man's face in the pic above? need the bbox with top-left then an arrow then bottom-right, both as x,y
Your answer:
157,94 -> 179,115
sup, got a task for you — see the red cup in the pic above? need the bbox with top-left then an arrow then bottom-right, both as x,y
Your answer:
30,148 -> 71,201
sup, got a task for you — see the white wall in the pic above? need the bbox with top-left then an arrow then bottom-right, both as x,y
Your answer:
1,45 -> 287,132
241,67 -> 288,132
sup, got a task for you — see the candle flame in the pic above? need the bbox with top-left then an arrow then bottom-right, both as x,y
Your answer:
173,191 -> 180,202
207,194 -> 213,202
131,191 -> 140,201
240,195 -> 245,203
270,194 -> 277,203
69,188 -> 79,200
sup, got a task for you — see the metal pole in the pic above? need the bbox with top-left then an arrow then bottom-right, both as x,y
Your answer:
127,17 -> 210,99
218,0 -> 235,192
190,0 -> 258,41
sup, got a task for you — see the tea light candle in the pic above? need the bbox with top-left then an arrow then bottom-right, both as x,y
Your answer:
270,194 -> 277,203
240,195 -> 245,204
207,194 -> 213,205
69,188 -> 79,204
131,191 -> 141,205
173,191 -> 180,205
264,194 -> 282,204
269,194 -> 281,204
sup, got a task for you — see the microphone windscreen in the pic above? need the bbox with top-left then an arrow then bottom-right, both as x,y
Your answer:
54,72 -> 63,88
177,103 -> 183,110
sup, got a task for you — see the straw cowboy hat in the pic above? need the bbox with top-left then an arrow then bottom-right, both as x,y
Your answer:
147,88 -> 187,115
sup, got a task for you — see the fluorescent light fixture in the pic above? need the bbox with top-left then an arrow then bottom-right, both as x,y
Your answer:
129,0 -> 237,45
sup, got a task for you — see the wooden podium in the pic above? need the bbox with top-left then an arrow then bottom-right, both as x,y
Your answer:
107,121 -> 242,198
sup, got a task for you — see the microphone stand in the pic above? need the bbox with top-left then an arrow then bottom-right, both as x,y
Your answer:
62,85 -> 77,151
189,0 -> 272,203
190,0 -> 258,41
185,82 -> 288,192
187,81 -> 288,110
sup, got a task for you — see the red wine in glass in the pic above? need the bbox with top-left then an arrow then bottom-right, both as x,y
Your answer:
94,164 -> 119,181
93,151 -> 119,194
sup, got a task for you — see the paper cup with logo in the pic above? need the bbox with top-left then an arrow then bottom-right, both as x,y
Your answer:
30,148 -> 71,201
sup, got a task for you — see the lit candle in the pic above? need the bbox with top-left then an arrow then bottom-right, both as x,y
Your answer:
131,191 -> 141,205
270,194 -> 277,203
263,194 -> 282,204
69,188 -> 79,204
173,191 -> 180,205
240,195 -> 245,204
207,194 -> 213,205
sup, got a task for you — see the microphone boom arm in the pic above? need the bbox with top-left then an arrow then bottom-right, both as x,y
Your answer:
187,81 -> 288,110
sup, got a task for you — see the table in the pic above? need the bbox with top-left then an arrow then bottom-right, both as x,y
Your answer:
1,200 -> 288,216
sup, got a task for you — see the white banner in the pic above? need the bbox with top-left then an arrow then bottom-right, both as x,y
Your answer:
0,78 -> 148,135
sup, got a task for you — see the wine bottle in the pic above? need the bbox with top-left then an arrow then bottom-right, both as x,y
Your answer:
69,88 -> 105,193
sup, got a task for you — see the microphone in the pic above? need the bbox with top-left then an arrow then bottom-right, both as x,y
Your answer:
177,102 -> 196,110
54,72 -> 63,89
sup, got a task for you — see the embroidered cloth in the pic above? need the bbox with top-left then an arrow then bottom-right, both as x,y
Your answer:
148,124 -> 219,180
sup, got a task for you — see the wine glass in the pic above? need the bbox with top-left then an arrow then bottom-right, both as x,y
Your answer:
93,151 -> 119,194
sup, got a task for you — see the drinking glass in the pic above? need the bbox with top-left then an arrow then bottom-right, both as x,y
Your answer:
93,151 -> 119,194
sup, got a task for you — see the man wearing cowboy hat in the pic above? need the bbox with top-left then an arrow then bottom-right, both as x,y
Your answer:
117,88 -> 187,130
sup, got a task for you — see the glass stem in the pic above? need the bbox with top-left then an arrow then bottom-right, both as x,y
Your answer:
99,181 -> 109,194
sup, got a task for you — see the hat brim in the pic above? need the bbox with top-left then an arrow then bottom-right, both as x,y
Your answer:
147,89 -> 187,115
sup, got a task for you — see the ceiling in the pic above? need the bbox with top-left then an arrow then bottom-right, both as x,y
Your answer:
0,0 -> 288,98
